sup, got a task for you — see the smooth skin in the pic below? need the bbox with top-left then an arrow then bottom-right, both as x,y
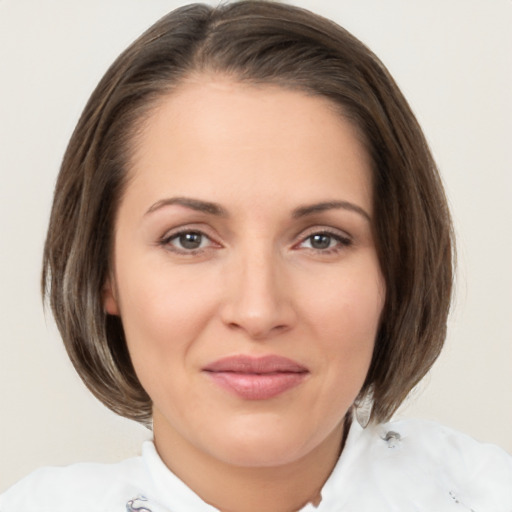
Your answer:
104,76 -> 385,512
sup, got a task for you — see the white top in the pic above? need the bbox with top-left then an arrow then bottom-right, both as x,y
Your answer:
1,419 -> 512,511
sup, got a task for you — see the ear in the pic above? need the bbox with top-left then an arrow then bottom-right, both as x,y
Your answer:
102,278 -> 120,316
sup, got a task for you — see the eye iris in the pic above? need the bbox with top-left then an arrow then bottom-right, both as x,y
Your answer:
179,232 -> 203,249
310,234 -> 332,249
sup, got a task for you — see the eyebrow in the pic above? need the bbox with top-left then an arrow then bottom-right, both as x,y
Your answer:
145,197 -> 228,217
145,196 -> 370,222
292,201 -> 371,222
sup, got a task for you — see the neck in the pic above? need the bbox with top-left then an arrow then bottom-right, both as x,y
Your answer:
153,414 -> 351,512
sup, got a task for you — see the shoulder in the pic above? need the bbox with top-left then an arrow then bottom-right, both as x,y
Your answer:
0,452 -> 148,512
339,418 -> 512,510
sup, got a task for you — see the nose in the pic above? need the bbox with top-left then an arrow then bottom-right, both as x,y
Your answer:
219,246 -> 297,340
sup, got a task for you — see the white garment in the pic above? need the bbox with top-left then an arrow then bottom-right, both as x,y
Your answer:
1,419 -> 511,511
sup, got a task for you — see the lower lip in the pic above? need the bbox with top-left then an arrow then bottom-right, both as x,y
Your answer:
205,371 -> 307,400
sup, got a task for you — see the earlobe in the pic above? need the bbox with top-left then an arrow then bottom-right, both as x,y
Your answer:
103,279 -> 120,316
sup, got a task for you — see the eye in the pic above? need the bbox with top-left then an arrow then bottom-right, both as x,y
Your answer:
161,230 -> 214,253
298,230 -> 352,252
305,233 -> 336,250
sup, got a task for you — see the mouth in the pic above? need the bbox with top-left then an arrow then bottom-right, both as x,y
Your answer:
202,355 -> 309,400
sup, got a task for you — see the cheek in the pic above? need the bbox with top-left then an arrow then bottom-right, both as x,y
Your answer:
306,264 -> 385,346
296,265 -> 384,442
303,260 -> 385,398
114,260 -> 220,364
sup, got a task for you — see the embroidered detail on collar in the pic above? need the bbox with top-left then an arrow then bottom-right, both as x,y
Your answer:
126,495 -> 153,512
381,430 -> 401,448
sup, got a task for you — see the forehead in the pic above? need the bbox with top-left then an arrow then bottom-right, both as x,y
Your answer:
126,77 -> 373,215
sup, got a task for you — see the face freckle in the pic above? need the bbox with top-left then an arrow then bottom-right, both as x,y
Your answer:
104,76 -> 385,474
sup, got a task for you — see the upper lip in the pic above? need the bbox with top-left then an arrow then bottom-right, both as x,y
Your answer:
202,355 -> 308,374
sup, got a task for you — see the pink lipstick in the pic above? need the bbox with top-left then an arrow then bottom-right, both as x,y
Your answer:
202,355 -> 309,400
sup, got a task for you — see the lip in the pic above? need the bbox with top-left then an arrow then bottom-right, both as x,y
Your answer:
202,355 -> 309,400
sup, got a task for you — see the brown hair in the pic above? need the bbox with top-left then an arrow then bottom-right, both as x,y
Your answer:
43,0 -> 454,426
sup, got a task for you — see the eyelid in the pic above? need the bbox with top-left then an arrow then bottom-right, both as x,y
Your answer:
296,225 -> 352,243
159,225 -> 222,254
293,226 -> 353,252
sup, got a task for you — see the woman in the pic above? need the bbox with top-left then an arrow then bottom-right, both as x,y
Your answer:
1,1 -> 511,510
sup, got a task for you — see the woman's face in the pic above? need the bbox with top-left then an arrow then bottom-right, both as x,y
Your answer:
104,77 -> 385,469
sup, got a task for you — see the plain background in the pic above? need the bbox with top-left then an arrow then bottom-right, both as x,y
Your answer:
1,0 -> 511,492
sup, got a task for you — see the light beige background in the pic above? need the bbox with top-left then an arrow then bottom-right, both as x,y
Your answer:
1,0 -> 511,492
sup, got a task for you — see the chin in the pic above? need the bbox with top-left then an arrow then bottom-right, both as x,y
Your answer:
212,438 -> 307,468
204,419 -> 329,468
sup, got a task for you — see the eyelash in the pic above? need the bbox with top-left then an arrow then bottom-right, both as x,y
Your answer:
296,229 -> 353,254
159,228 -> 352,256
159,229 -> 218,255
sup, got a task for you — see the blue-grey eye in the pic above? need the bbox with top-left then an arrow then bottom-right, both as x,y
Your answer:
174,231 -> 205,250
299,231 -> 351,251
309,233 -> 333,250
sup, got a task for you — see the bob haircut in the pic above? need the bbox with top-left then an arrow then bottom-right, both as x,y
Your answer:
43,0 -> 454,426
